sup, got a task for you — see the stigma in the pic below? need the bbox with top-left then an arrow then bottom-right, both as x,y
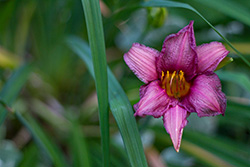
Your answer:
161,70 -> 190,99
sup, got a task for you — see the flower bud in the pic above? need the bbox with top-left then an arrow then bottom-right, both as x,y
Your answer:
147,7 -> 168,28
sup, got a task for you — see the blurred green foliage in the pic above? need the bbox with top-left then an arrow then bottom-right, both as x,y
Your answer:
0,0 -> 249,166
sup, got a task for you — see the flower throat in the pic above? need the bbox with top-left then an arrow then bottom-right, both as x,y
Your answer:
161,70 -> 190,99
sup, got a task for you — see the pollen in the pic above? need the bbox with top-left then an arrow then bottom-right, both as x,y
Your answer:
161,70 -> 190,99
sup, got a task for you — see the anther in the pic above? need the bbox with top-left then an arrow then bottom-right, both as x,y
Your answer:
161,70 -> 190,99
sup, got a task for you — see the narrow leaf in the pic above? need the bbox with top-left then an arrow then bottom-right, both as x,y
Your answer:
80,0 -> 109,165
0,64 -> 31,125
70,121 -> 91,167
153,127 -> 249,167
67,36 -> 148,167
184,131 -> 250,167
194,0 -> 250,26
15,112 -> 66,167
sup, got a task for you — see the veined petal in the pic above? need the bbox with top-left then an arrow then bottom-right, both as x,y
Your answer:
187,73 -> 226,117
163,105 -> 189,152
157,21 -> 197,81
196,42 -> 229,73
134,81 -> 171,118
124,43 -> 159,83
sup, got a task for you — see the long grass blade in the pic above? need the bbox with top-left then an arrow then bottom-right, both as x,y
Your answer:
67,36 -> 148,167
221,100 -> 250,128
194,0 -> 250,26
141,0 -> 250,67
15,112 -> 66,167
184,131 -> 250,167
0,64 -> 31,125
153,127 -> 249,166
80,0 -> 109,165
70,120 -> 91,167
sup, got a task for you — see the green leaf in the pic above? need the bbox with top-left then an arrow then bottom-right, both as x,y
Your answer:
215,57 -> 233,71
220,100 -> 250,129
18,144 -> 39,167
141,0 -> 250,68
227,100 -> 250,120
194,0 -> 250,26
80,0 -> 109,165
216,70 -> 250,93
153,127 -> 249,167
70,120 -> 91,167
183,131 -> 250,167
0,64 -> 31,125
15,112 -> 66,167
67,36 -> 148,167
181,141 -> 233,167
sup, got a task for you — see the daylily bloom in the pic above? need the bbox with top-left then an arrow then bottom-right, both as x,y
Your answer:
124,21 -> 229,152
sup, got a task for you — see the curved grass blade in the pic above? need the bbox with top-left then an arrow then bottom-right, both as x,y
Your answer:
221,100 -> 250,128
141,0 -> 250,67
181,140 -> 233,167
0,64 -> 31,125
80,0 -> 109,165
194,0 -> 250,26
15,112 -> 66,167
67,36 -> 148,167
183,131 -> 250,167
153,127 -> 249,167
153,128 -> 230,167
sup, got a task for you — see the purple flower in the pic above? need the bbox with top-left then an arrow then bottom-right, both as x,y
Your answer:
124,21 -> 229,152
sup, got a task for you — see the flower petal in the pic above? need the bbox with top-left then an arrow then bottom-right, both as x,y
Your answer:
187,72 -> 226,117
157,21 -> 197,81
134,81 -> 172,118
163,105 -> 189,152
196,42 -> 229,73
124,43 -> 159,83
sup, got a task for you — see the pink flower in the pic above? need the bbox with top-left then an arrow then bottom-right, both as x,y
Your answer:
124,21 -> 229,152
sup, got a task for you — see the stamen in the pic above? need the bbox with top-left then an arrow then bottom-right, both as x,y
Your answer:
161,70 -> 190,99
161,71 -> 164,81
176,71 -> 179,94
170,71 -> 176,88
179,70 -> 184,91
166,71 -> 170,89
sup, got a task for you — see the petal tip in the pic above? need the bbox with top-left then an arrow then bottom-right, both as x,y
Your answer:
188,20 -> 194,28
163,106 -> 188,153
171,128 -> 183,152
175,147 -> 180,153
173,141 -> 180,152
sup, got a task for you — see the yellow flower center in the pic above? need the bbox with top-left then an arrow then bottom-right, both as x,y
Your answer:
161,70 -> 190,99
